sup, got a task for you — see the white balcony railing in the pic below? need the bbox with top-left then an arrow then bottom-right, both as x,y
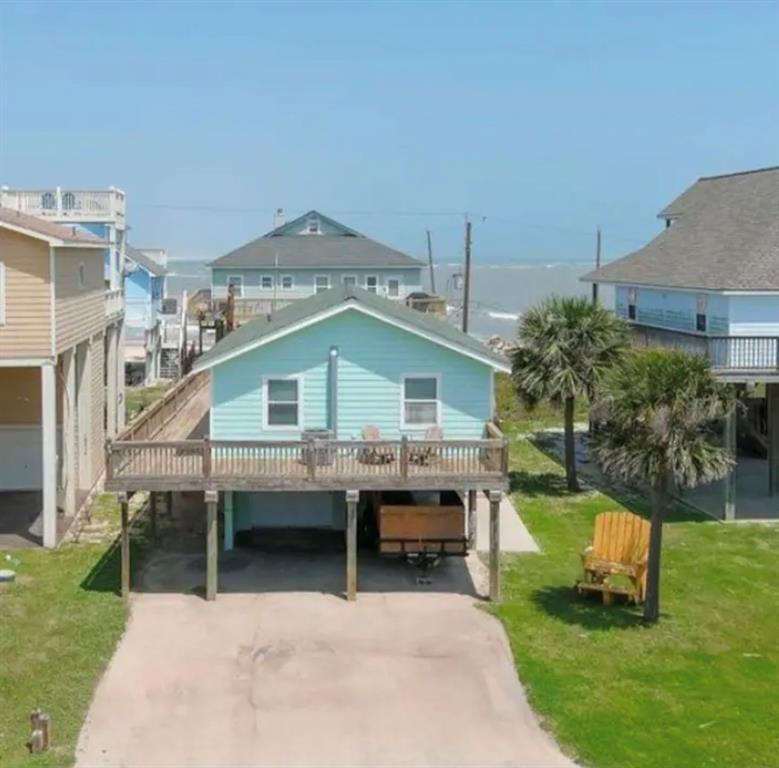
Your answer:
105,288 -> 124,319
0,186 -> 126,222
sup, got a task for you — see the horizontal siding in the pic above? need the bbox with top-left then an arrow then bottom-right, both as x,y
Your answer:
616,286 -> 730,335
212,309 -> 492,441
55,248 -> 106,353
0,229 -> 51,356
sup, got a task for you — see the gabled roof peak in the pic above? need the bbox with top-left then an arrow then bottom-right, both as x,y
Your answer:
265,209 -> 363,239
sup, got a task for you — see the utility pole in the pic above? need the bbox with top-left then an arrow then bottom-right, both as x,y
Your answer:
462,218 -> 472,334
426,229 -> 436,294
591,226 -> 602,304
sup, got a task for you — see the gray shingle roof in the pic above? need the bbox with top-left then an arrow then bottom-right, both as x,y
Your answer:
193,285 -> 509,371
126,245 -> 168,276
583,167 -> 779,291
0,206 -> 106,245
208,210 -> 424,269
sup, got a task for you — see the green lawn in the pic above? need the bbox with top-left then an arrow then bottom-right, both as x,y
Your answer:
494,417 -> 779,768
124,384 -> 169,423
0,496 -> 152,768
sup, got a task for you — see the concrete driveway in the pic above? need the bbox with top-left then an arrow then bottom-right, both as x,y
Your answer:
76,550 -> 574,768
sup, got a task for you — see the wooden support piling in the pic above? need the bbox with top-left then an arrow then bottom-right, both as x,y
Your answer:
205,490 -> 218,601
488,489 -> 501,601
467,489 -> 477,549
346,489 -> 359,601
724,396 -> 737,521
119,492 -> 130,600
149,492 -> 157,543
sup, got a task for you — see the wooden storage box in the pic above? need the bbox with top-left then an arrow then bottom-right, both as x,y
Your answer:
378,491 -> 466,555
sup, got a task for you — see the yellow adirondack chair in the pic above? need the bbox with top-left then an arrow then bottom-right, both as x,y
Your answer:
577,511 -> 650,605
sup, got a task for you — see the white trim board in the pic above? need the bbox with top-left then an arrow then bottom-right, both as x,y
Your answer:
590,278 -> 779,297
194,302 -> 512,374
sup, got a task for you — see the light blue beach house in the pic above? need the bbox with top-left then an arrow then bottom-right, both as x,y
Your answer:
586,166 -> 779,521
209,210 -> 425,322
104,285 -> 510,600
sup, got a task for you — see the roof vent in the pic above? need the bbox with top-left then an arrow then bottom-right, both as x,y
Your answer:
273,208 -> 285,228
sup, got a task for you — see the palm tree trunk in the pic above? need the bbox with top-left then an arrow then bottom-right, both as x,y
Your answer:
564,395 -> 580,492
643,474 -> 667,624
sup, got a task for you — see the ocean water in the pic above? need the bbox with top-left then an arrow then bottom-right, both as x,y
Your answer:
165,260 -> 612,342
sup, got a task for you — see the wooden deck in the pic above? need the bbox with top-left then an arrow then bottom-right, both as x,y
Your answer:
105,437 -> 508,492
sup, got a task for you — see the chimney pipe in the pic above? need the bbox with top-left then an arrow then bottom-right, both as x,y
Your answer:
273,208 -> 285,228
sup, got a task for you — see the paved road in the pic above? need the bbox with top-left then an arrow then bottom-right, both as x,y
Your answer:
76,551 -> 574,768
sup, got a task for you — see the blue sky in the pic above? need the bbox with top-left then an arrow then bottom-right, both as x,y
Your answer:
1,0 -> 777,265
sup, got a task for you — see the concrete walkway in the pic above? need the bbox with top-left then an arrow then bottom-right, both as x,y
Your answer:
76,551 -> 573,768
476,492 -> 540,553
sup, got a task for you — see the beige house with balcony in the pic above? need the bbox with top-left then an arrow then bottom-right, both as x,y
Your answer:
0,208 -> 125,547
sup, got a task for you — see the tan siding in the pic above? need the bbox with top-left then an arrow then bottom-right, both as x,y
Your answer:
55,247 -> 105,353
90,332 -> 105,483
0,229 -> 51,357
0,367 -> 41,424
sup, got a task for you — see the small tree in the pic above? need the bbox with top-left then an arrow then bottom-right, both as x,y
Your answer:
511,296 -> 627,491
592,348 -> 735,623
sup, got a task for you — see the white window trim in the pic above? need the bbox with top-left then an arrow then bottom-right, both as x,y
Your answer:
365,274 -> 379,294
260,275 -> 274,290
342,274 -> 358,288
227,275 -> 244,298
0,261 -> 5,325
314,275 -> 331,294
280,274 -> 295,290
262,374 -> 304,431
386,277 -> 401,299
400,373 -> 441,429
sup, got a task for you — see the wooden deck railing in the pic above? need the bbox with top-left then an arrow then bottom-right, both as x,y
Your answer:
105,433 -> 509,492
116,370 -> 208,443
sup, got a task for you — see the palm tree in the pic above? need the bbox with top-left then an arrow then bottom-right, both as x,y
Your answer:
592,348 -> 735,623
511,296 -> 628,491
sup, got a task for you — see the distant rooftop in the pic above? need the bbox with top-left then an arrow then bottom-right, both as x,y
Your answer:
209,210 -> 424,270
0,205 -> 107,246
584,166 -> 779,291
126,245 -> 168,276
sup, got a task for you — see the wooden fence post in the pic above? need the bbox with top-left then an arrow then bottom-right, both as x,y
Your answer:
467,489 -> 477,549
202,438 -> 212,478
400,436 -> 408,480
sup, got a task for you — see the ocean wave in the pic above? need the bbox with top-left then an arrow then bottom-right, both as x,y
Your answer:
486,311 -> 520,321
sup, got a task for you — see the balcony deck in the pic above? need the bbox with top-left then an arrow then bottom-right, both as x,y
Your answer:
0,187 -> 126,222
106,372 -> 507,493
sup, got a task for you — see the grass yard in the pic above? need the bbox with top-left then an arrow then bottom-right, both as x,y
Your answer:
494,416 -> 779,768
0,495 -> 152,768
124,383 -> 169,423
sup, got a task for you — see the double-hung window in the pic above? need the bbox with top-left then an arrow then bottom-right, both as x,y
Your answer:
402,375 -> 440,427
281,275 -> 294,290
261,275 -> 274,290
264,377 -> 302,428
314,275 -> 330,294
365,275 -> 378,294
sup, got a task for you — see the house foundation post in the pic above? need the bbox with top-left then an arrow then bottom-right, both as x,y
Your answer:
768,383 -> 779,497
224,490 -> 234,551
205,490 -> 219,601
488,490 -> 502,601
724,396 -> 737,521
41,361 -> 58,549
62,349 -> 77,518
467,489 -> 477,549
106,324 -> 117,438
346,489 -> 359,601
149,492 -> 157,543
119,492 -> 130,600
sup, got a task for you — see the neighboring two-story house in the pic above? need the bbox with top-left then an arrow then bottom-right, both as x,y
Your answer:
585,166 -> 779,520
209,210 -> 425,322
0,208 -> 125,547
125,245 -> 178,383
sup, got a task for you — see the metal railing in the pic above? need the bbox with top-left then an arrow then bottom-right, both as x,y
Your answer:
105,433 -> 509,490
631,326 -> 779,372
